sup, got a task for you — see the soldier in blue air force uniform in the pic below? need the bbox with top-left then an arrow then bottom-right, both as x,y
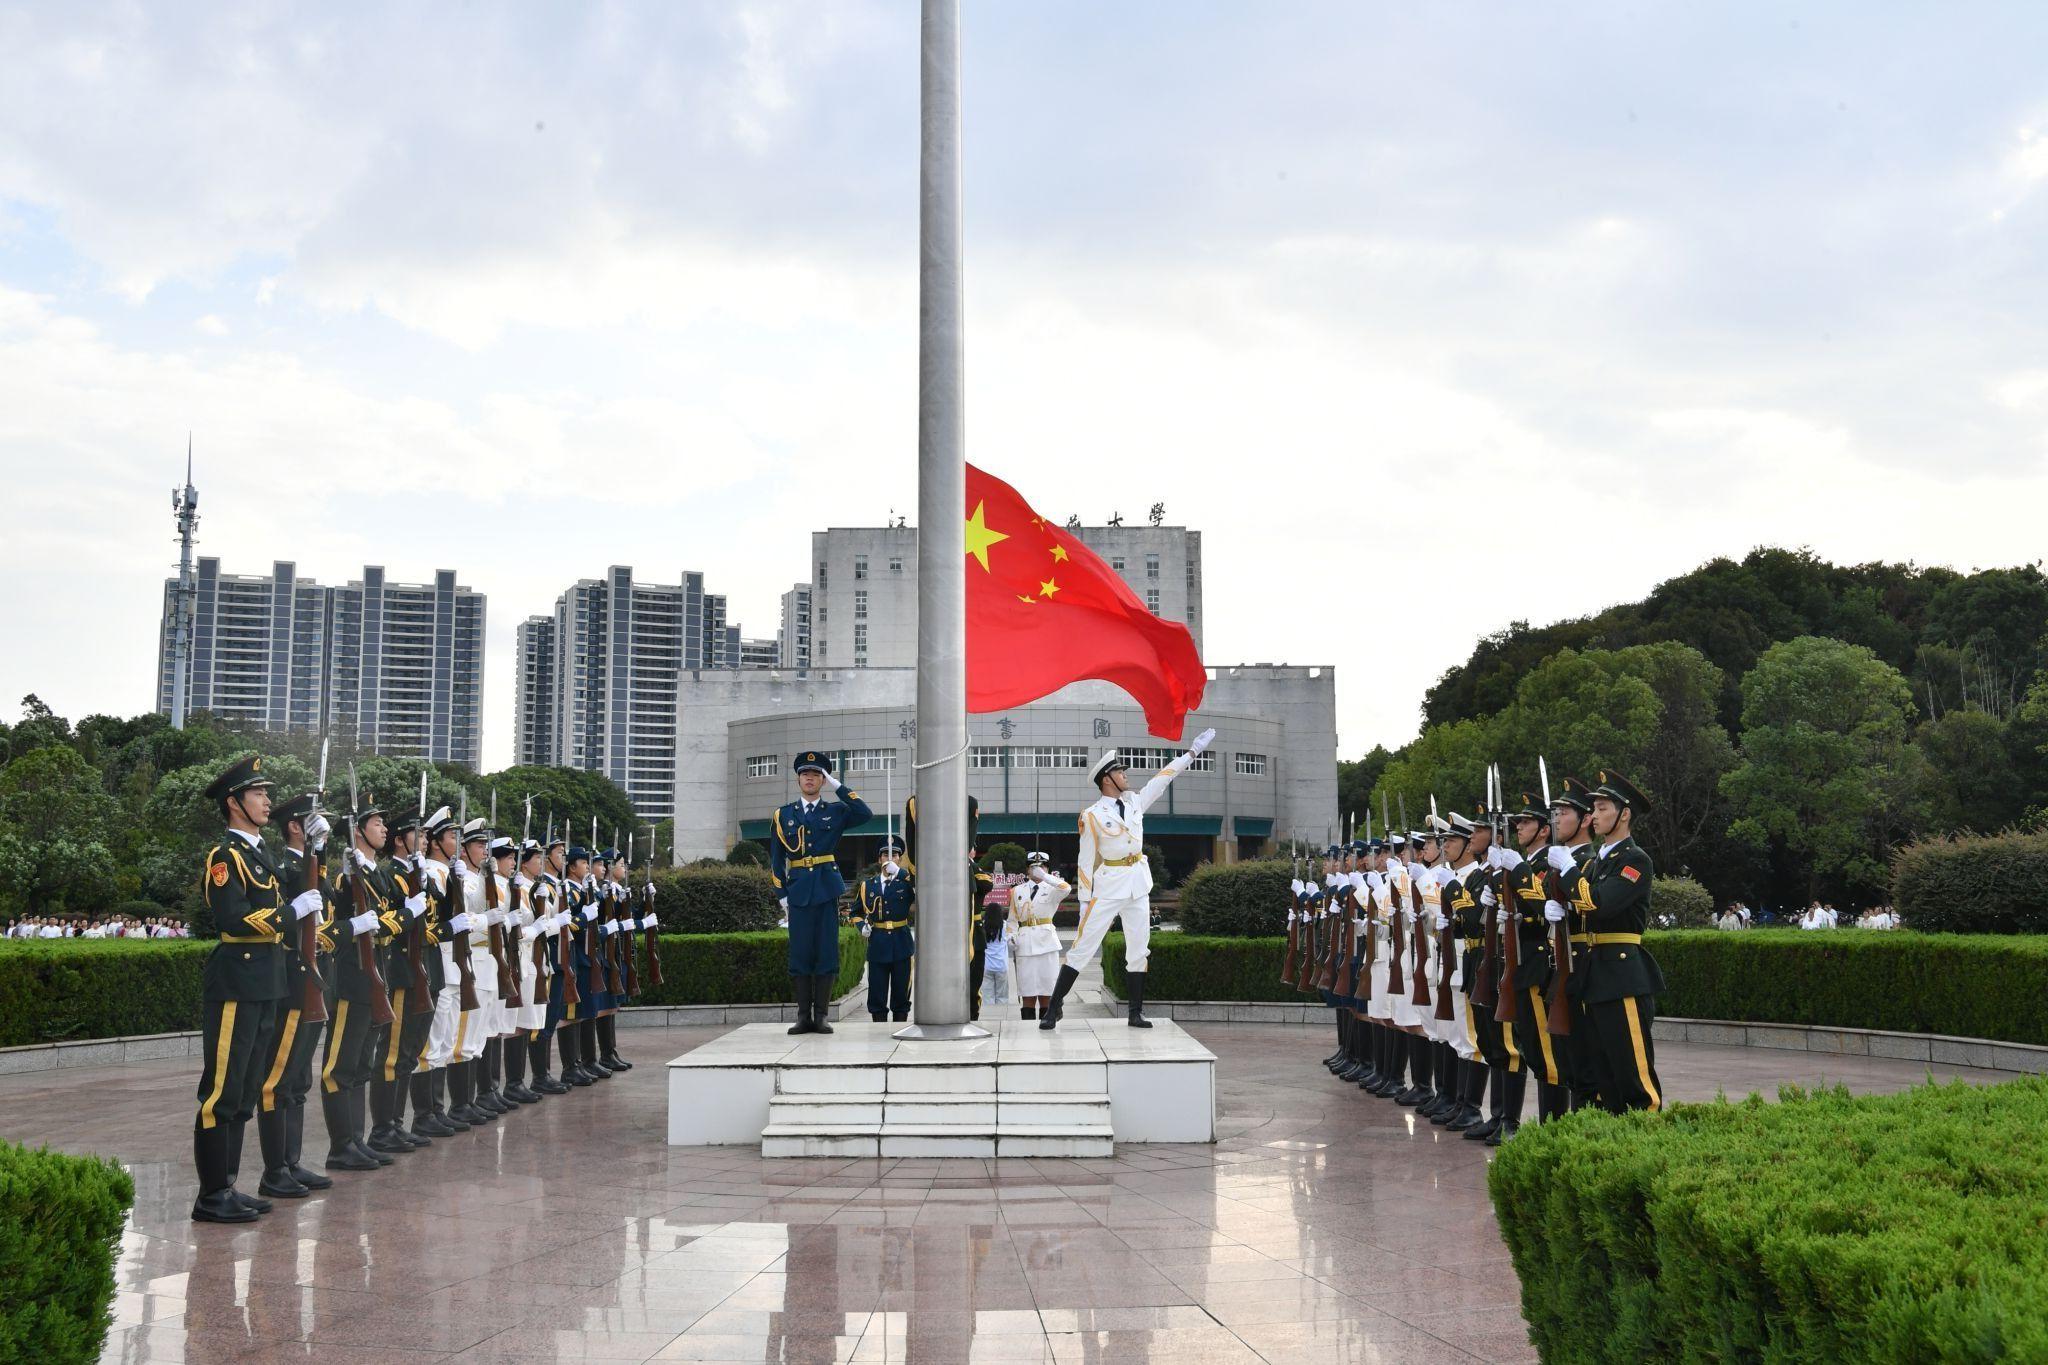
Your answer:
855,836 -> 916,1022
770,751 -> 873,1035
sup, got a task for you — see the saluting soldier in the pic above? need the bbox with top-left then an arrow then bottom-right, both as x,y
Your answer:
1577,771 -> 1666,1113
191,757 -> 306,1222
770,752 -> 874,1035
855,836 -> 916,1023
1042,727 -> 1215,1031
252,792 -> 336,1200
1008,851 -> 1068,1021
317,789 -> 393,1173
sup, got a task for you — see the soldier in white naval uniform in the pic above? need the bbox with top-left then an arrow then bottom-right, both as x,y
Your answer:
1040,727 -> 1216,1032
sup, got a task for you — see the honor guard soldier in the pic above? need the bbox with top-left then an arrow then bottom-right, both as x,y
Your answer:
458,819 -> 504,1117
770,751 -> 874,1035
1008,852 -> 1069,1020
1578,771 -> 1666,1113
317,788 -> 393,1173
553,844 -> 603,1084
570,847 -> 614,1081
502,839 -> 551,1102
377,809 -> 436,1150
529,833 -> 574,1091
191,757 -> 304,1222
418,806 -> 478,1130
597,848 -> 633,1073
855,836 -> 916,1022
1041,727 -> 1215,1031
1504,794 -> 1566,1125
1541,776 -> 1600,1110
253,792 -> 336,1201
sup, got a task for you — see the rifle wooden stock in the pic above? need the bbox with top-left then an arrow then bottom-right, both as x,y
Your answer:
346,858 -> 395,1026
1315,891 -> 1341,992
1331,888 -> 1358,999
297,846 -> 328,1024
399,863 -> 432,1016
1433,903 -> 1456,1021
1494,871 -> 1522,1024
1280,875 -> 1300,985
641,885 -> 665,987
615,889 -> 639,997
1546,868 -> 1574,1036
1409,879 -> 1432,1007
450,866 -> 479,1012
557,897 -> 582,1008
1295,905 -> 1322,992
487,866 -> 522,1009
1385,885 -> 1404,992
1471,872 -> 1502,1010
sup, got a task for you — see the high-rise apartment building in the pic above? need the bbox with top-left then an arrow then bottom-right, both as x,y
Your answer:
512,616 -> 557,767
156,559 -> 486,766
779,585 -> 812,669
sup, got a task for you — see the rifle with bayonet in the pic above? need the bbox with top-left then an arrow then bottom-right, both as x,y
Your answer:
1386,796 -> 1406,1000
1412,797 -> 1435,1009
1542,758 -> 1575,1037
1432,800 -> 1456,1021
585,815 -> 605,994
402,768 -> 431,1015
506,794 -> 533,1007
450,788 -> 479,1011
1280,842 -> 1301,986
641,825 -> 665,987
1296,834 -> 1329,992
1493,764 -> 1522,1025
297,737 -> 331,1024
345,763 -> 396,1026
552,814 -> 581,1009
1329,814 -> 1359,998
617,830 -> 640,997
1471,767 -> 1501,1012
484,790 -> 520,1008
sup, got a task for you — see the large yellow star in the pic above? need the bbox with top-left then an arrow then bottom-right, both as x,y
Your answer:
1039,578 -> 1060,599
1049,543 -> 1069,563
965,500 -> 1009,572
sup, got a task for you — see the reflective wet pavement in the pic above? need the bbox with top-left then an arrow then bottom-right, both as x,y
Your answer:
0,1020 -> 2002,1364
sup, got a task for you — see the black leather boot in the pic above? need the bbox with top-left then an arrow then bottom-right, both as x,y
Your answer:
1395,1033 -> 1429,1106
347,1087 -> 393,1165
787,975 -> 814,1035
811,976 -> 837,1034
323,1090 -> 379,1170
1370,1034 -> 1404,1097
1446,1061 -> 1483,1131
531,1035 -> 569,1094
1126,971 -> 1153,1028
192,1122 -> 258,1223
1324,1014 -> 1347,1069
412,1071 -> 455,1136
1466,1065 -> 1505,1141
224,1120 -> 271,1213
582,1019 -> 612,1075
1020,1006 -> 1037,1020
284,1105 -> 332,1189
599,1016 -> 631,1069
560,1029 -> 592,1086
368,1079 -> 411,1154
1039,965 -> 1079,1030
256,1108 -> 309,1199
1488,1069 -> 1527,1146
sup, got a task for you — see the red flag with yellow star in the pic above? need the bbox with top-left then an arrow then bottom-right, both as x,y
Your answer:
964,464 -> 1206,738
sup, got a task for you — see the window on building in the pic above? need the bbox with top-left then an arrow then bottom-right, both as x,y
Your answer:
853,622 -> 867,668
1118,746 -> 1173,770
746,755 -> 781,779
855,555 -> 868,580
1016,745 -> 1089,769
1187,751 -> 1215,772
1145,587 -> 1161,614
969,745 -> 1009,770
854,590 -> 868,620
818,561 -> 828,589
1112,556 -> 1126,573
845,748 -> 896,772
1146,552 -> 1160,580
890,557 -> 903,574
1234,752 -> 1267,776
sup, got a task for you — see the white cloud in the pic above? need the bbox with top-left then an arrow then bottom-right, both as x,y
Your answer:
194,314 -> 228,336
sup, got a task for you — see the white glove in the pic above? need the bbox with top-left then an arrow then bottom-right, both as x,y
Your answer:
1544,900 -> 1566,923
824,773 -> 843,793
779,897 -> 789,913
1289,879 -> 1304,896
291,889 -> 323,921
1188,727 -> 1216,755
485,908 -> 505,926
303,811 -> 330,845
582,905 -> 599,923
405,893 -> 427,919
1546,845 -> 1576,875
1286,910 -> 1297,925
584,874 -> 597,892
448,911 -> 473,935
513,874 -> 532,890
1480,886 -> 1496,908
1366,871 -> 1386,892
1028,865 -> 1046,882
449,859 -> 468,882
1498,847 -> 1525,870
860,922 -> 872,938
603,920 -> 619,935
351,848 -> 377,873
1407,861 -> 1427,881
349,911 -> 379,937
643,914 -> 658,931
883,860 -> 900,878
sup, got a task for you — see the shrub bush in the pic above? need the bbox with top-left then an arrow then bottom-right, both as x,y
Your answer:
1653,928 -> 2048,1044
0,1139 -> 135,1364
648,865 -> 781,932
725,839 -> 768,868
1652,875 -> 1714,928
1176,861 -> 1294,937
1488,1077 -> 2048,1362
632,928 -> 864,1006
1892,830 -> 2048,933
978,842 -> 1028,875
1100,933 -> 1298,1002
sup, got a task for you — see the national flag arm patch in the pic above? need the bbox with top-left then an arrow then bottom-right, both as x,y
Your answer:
1620,866 -> 1641,882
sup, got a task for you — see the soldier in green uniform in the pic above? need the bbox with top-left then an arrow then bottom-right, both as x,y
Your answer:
1541,777 -> 1601,1112
1578,770 -> 1666,1113
374,810 -> 436,1152
193,755 -> 308,1223
252,792 -> 336,1200
1502,794 -> 1564,1129
318,793 -> 394,1172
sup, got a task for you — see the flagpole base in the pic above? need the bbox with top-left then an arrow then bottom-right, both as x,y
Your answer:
892,1022 -> 991,1042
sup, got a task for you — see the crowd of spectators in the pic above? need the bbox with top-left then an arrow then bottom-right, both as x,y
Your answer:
4,913 -> 189,939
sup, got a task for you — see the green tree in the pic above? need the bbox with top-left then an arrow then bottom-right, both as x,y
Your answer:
1337,745 -> 1395,835
479,764 -> 639,839
1373,716 -> 1496,831
0,745 -> 119,916
1722,637 -> 1922,898
1916,709 -> 2022,833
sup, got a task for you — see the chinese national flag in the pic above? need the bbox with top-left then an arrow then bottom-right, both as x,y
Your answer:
964,464 -> 1206,739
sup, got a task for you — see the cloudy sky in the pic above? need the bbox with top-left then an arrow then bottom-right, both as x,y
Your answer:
4,2 -> 2048,769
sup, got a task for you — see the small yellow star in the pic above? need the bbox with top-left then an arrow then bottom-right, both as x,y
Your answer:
965,500 -> 1010,572
1016,594 -> 1037,605
1049,543 -> 1069,563
1039,578 -> 1060,599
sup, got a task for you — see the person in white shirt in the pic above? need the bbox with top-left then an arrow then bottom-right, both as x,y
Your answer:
1008,852 -> 1069,1020
1041,728 -> 1216,1031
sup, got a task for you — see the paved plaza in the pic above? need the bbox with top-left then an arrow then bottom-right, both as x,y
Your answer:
0,998 -> 2005,1365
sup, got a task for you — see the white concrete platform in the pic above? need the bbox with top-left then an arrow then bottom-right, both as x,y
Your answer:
670,1019 -> 1215,1156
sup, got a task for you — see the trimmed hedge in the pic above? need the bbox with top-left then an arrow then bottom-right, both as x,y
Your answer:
0,1139 -> 135,1364
1652,875 -> 1713,928
1176,861 -> 1292,937
0,929 -> 867,1044
1103,928 -> 2048,1044
648,865 -> 781,932
1489,1077 -> 2048,1361
1893,829 -> 2048,933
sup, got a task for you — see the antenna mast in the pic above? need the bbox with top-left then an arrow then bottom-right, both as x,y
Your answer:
168,436 -> 200,730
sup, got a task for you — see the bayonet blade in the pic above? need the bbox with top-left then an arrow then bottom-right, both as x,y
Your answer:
315,735 -> 331,803
490,788 -> 498,833
1539,756 -> 1551,809
418,767 -> 429,823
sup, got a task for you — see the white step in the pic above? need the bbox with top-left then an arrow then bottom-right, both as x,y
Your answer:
878,1124 -> 998,1158
760,1124 -> 880,1158
995,1125 -> 1115,1157
778,1066 -> 885,1095
766,1093 -> 883,1126
998,1093 -> 1111,1126
997,1061 -> 1108,1093
887,1095 -> 997,1125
